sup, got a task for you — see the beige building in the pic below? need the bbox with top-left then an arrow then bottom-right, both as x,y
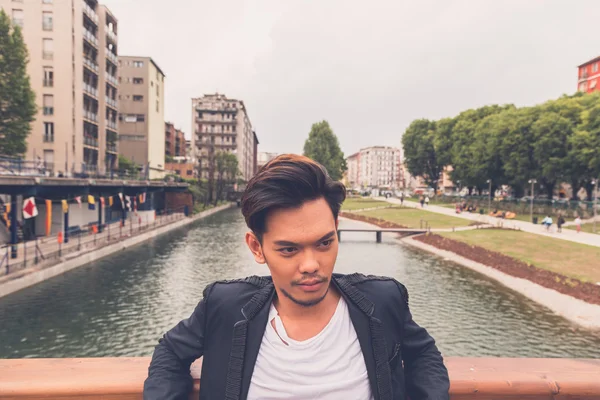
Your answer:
0,0 -> 119,176
345,146 -> 402,190
191,94 -> 259,181
257,152 -> 278,171
117,56 -> 165,179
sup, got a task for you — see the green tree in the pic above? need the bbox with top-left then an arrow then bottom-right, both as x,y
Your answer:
0,10 -> 36,156
401,119 -> 444,193
303,121 -> 346,181
214,152 -> 239,204
118,155 -> 138,176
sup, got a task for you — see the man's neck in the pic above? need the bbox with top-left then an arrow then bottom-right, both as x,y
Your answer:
273,284 -> 341,321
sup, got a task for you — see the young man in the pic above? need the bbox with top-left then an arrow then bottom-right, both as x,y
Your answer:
144,154 -> 449,400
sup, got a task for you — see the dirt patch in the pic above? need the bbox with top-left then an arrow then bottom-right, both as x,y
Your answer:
340,212 -> 409,229
415,232 -> 600,305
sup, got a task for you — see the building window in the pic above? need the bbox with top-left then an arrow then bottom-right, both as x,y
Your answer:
133,61 -> 143,68
43,67 -> 53,87
12,9 -> 24,28
42,0 -> 53,3
156,100 -> 159,112
594,63 -> 599,73
43,122 -> 54,142
133,95 -> 143,102
42,11 -> 53,31
133,77 -> 143,84
43,95 -> 54,115
579,82 -> 587,92
136,114 -> 145,122
42,38 -> 53,60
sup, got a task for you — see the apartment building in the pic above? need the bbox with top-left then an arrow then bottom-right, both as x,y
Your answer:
345,146 -> 402,189
191,94 -> 259,181
165,122 -> 185,159
257,152 -> 278,171
0,0 -> 119,175
577,55 -> 600,94
117,56 -> 165,179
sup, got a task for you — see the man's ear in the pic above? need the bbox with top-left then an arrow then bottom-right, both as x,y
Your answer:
245,231 -> 266,264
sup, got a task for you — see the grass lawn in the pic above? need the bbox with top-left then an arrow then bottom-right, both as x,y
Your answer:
355,207 -> 472,229
342,197 -> 388,211
566,223 -> 600,235
439,229 -> 600,283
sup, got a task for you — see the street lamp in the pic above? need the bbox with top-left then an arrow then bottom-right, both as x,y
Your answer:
486,179 -> 492,213
456,180 -> 461,196
528,179 -> 537,223
593,178 -> 598,234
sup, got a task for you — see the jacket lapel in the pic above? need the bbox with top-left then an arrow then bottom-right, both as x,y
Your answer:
334,275 -> 393,400
224,280 -> 274,400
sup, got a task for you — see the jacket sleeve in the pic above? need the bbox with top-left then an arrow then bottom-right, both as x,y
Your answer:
143,283 -> 214,400
398,283 -> 450,400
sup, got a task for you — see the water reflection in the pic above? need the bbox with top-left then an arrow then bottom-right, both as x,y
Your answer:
0,208 -> 598,358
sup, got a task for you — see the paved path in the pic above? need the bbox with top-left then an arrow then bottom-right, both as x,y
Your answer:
377,197 -> 600,248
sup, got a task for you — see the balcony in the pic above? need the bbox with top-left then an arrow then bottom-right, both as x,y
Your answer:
83,57 -> 99,73
43,134 -> 54,143
43,107 -> 54,116
43,21 -> 53,31
83,110 -> 98,122
106,143 -> 117,153
43,78 -> 53,87
107,29 -> 117,43
82,0 -> 99,24
83,82 -> 98,98
84,136 -> 99,147
83,28 -> 98,47
106,119 -> 117,130
105,97 -> 118,109
105,72 -> 118,87
196,117 -> 236,125
106,49 -> 118,64
42,51 -> 53,60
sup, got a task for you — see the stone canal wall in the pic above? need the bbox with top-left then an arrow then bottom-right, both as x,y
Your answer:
0,203 -> 234,299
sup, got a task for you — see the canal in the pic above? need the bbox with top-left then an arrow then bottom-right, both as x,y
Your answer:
1,208 -> 599,359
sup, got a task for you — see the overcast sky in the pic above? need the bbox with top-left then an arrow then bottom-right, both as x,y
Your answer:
103,0 -> 599,156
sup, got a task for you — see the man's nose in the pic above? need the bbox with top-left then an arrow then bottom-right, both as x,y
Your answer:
298,249 -> 319,274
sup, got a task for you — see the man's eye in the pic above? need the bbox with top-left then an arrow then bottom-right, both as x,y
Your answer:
280,247 -> 296,254
320,240 -> 333,248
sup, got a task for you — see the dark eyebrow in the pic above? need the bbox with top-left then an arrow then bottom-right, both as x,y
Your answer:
273,231 -> 336,247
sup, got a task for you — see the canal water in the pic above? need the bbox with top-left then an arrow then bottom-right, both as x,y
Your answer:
1,208 -> 599,359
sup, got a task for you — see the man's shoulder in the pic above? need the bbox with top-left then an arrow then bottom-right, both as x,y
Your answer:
203,275 -> 272,298
336,273 -> 408,302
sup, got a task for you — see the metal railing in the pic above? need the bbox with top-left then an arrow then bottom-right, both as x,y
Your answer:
83,82 -> 98,97
106,50 -> 118,64
43,135 -> 54,143
0,156 -> 55,177
105,72 -> 118,86
83,28 -> 98,47
43,79 -> 53,87
83,110 -> 98,122
107,29 -> 117,43
43,107 -> 54,115
83,137 -> 99,147
106,143 -> 117,153
82,0 -> 99,23
83,57 -> 99,73
43,21 -> 53,31
105,97 -> 118,109
105,120 -> 117,130
0,206 -> 189,277
42,51 -> 53,60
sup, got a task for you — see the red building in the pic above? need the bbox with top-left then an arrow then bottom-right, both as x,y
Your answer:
577,56 -> 600,93
165,122 -> 186,159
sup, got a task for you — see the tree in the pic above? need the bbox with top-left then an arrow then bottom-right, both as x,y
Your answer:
0,10 -> 36,156
401,119 -> 444,193
303,121 -> 347,181
118,155 -> 138,176
214,152 -> 238,204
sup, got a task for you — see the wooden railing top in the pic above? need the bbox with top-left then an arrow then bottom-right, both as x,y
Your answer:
1,357 -> 599,399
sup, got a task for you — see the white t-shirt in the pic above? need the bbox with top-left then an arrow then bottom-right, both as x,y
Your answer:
247,297 -> 373,400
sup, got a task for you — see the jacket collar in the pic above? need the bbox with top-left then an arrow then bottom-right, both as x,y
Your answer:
226,274 -> 392,400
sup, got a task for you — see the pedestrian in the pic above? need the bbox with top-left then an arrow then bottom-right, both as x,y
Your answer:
144,154 -> 450,400
420,195 -> 425,208
425,196 -> 430,207
542,215 -> 553,232
400,192 -> 404,206
575,216 -> 582,233
557,215 -> 565,233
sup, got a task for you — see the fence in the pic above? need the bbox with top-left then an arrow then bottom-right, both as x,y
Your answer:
434,195 -> 597,219
0,206 -> 188,277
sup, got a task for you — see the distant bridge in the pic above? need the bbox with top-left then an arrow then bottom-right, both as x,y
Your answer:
337,228 -> 430,243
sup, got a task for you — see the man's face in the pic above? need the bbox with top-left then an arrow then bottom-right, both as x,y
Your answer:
246,197 -> 339,307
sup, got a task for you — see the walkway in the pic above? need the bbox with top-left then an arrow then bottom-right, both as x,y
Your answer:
378,197 -> 600,248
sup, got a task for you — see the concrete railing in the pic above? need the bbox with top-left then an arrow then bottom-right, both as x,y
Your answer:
1,358 -> 599,399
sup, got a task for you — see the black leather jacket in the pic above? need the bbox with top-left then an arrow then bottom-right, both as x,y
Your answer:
144,273 -> 450,400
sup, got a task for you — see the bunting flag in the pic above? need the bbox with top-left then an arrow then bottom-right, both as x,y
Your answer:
141,192 -> 147,204
100,197 -> 105,207
22,197 -> 38,219
3,204 -> 11,228
75,196 -> 82,208
62,200 -> 69,214
88,195 -> 95,210
118,193 -> 124,209
108,196 -> 114,207
125,195 -> 130,211
45,200 -> 52,236
138,194 -> 143,204
133,197 -> 138,215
